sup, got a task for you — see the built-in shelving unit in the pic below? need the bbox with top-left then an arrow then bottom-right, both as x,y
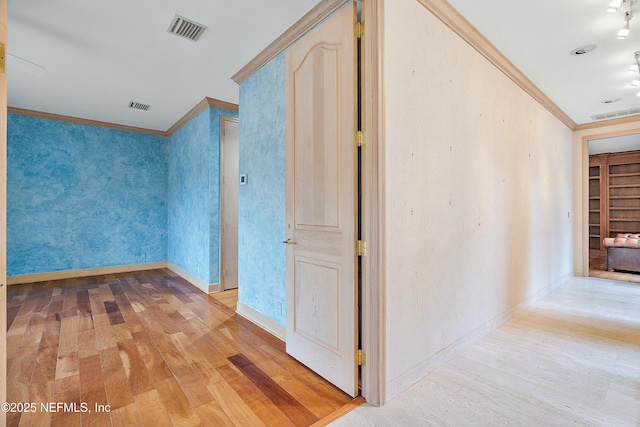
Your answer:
589,151 -> 640,253
588,162 -> 601,251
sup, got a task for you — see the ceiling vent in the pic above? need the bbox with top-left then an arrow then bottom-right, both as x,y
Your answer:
167,14 -> 207,42
591,107 -> 640,121
128,101 -> 151,111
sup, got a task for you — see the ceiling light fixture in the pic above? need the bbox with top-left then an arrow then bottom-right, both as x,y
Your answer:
608,0 -> 623,11
631,52 -> 640,88
617,21 -> 630,38
615,0 -> 635,39
630,52 -> 640,77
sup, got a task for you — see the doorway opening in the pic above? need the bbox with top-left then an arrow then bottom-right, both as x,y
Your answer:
584,132 -> 640,280
220,116 -> 239,291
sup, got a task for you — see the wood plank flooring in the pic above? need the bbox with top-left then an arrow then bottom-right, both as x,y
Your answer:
589,249 -> 606,271
6,269 -> 355,426
590,268 -> 640,284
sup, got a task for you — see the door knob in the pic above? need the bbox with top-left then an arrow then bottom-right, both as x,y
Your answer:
282,239 -> 295,245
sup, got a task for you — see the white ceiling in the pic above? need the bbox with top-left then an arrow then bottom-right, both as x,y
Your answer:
447,0 -> 640,126
7,0 -> 640,131
7,0 -> 320,131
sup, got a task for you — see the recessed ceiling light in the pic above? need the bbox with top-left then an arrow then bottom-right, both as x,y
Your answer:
602,98 -> 621,104
570,44 -> 597,56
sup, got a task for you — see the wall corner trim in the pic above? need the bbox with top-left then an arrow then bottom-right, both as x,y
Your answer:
236,301 -> 286,342
415,0 -> 576,130
166,262 -> 212,294
231,0 -> 349,84
7,262 -> 167,285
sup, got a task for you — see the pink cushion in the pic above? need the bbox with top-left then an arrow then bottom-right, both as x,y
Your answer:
603,233 -> 640,249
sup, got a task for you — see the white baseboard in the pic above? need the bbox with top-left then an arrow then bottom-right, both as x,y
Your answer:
236,301 -> 286,342
166,262 -> 219,294
385,273 -> 571,401
7,262 -> 167,285
8,261 -> 222,296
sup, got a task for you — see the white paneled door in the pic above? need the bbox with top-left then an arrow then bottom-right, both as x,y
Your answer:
285,2 -> 358,397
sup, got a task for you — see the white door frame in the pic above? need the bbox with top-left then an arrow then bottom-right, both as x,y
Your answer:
360,0 -> 385,406
220,116 -> 240,291
577,126 -> 640,277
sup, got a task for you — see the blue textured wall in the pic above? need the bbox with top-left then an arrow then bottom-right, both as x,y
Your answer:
167,106 -> 238,287
168,109 -> 211,285
238,53 -> 287,325
7,114 -> 168,276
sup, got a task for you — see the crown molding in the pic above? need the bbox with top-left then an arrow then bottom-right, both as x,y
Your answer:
231,0 -> 349,84
7,96 -> 239,138
416,0 -> 577,131
574,114 -> 640,132
7,107 -> 169,137
166,97 -> 239,136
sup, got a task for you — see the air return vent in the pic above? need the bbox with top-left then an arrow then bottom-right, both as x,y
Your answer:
591,107 -> 640,121
167,14 -> 207,41
128,101 -> 151,111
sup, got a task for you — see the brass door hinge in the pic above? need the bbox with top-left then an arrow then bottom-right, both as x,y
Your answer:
355,131 -> 365,147
356,240 -> 366,257
355,349 -> 366,366
0,43 -> 5,75
355,22 -> 364,39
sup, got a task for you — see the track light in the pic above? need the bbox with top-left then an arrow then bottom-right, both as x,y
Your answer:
613,0 -> 635,39
631,52 -> 640,88
608,0 -> 623,12
618,21 -> 630,38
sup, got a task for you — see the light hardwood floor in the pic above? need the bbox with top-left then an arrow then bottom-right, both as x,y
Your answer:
331,276 -> 640,426
6,269 -> 357,426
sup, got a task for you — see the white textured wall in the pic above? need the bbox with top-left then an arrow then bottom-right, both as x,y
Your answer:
383,0 -> 574,399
